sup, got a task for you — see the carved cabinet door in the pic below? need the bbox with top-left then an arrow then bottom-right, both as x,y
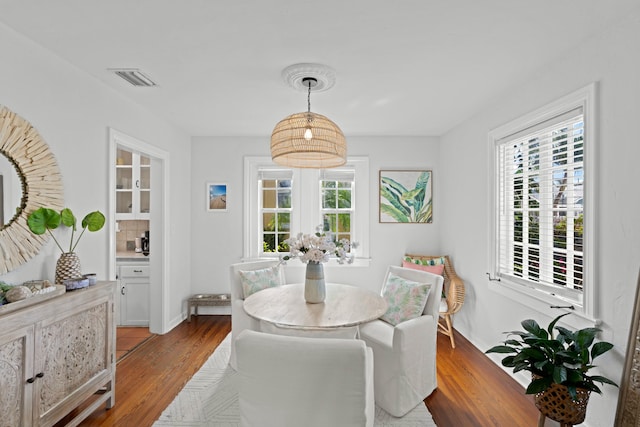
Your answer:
34,299 -> 111,426
0,324 -> 35,427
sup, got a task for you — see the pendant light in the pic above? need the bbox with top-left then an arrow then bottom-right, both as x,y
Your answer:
271,64 -> 346,169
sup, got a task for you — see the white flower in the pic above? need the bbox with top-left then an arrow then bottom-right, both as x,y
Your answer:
283,226 -> 357,265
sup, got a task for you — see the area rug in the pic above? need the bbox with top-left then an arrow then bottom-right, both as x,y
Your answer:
154,333 -> 437,426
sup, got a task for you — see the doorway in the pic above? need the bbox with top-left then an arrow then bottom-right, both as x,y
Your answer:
109,128 -> 169,334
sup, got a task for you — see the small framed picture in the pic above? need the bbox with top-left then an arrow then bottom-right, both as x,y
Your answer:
379,170 -> 432,223
207,183 -> 227,212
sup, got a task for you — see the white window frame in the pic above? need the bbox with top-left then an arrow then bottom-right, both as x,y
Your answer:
488,83 -> 597,323
244,156 -> 370,266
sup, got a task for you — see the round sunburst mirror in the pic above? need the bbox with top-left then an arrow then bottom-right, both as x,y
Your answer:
0,106 -> 63,273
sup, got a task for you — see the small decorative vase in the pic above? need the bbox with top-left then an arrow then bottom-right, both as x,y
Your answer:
56,252 -> 82,284
304,261 -> 326,303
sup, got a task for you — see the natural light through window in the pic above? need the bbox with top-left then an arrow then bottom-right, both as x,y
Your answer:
489,84 -> 596,319
244,157 -> 369,265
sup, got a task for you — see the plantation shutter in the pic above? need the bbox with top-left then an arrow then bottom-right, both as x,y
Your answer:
496,107 -> 585,297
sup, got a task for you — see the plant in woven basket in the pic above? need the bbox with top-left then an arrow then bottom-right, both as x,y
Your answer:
27,207 -> 105,284
485,313 -> 617,400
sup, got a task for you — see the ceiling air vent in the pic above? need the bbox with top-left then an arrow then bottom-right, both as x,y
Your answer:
110,68 -> 157,87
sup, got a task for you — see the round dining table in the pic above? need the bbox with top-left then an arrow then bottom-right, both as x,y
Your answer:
243,283 -> 387,330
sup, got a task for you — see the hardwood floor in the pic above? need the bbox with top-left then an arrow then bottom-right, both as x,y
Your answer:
70,315 -> 539,426
427,329 -> 540,426
115,326 -> 153,361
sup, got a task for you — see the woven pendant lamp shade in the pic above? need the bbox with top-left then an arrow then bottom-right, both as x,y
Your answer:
271,112 -> 347,168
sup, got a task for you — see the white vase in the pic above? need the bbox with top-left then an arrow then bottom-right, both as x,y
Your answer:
305,261 -> 326,303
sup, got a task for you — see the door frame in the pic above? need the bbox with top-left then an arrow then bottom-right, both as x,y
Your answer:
108,128 -> 170,334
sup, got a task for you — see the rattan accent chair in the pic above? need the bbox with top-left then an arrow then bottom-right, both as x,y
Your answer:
405,254 -> 465,348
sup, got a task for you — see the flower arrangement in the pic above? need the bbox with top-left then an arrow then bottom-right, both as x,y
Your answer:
283,226 -> 357,264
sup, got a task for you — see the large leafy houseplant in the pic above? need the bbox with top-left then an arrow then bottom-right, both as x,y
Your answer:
486,313 -> 617,400
27,207 -> 105,253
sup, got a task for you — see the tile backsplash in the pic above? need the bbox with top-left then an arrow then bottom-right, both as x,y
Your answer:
116,220 -> 150,253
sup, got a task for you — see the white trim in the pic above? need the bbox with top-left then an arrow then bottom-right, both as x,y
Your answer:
487,83 -> 597,320
108,128 -> 171,334
243,156 -> 370,265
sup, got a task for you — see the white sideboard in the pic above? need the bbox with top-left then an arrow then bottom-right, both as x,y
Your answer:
0,281 -> 116,426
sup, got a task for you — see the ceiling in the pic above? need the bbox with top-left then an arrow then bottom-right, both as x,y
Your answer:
0,1 -> 637,137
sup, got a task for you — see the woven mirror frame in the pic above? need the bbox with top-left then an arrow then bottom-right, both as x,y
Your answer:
0,106 -> 63,273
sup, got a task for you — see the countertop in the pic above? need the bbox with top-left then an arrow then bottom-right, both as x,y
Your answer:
116,252 -> 150,262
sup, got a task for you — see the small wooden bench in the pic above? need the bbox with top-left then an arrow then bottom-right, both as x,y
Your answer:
187,293 -> 231,321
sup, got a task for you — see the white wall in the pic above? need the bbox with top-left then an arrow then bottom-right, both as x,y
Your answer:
0,23 -> 193,328
439,8 -> 640,427
190,135 -> 443,303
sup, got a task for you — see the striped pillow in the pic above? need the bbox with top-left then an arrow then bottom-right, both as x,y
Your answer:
403,255 -> 446,267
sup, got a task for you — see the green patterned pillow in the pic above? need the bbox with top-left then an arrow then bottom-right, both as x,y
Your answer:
380,272 -> 431,326
239,266 -> 281,298
403,256 -> 446,267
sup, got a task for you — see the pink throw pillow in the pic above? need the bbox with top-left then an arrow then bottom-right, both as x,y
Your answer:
402,260 -> 445,276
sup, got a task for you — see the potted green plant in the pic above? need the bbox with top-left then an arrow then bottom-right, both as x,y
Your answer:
27,207 -> 105,285
486,313 -> 617,425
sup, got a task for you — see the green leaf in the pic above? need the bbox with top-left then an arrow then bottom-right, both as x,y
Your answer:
485,345 -> 516,354
380,203 -> 409,223
60,208 -> 76,229
526,377 -> 551,394
415,199 -> 432,223
574,328 -> 599,350
381,177 -> 409,201
552,366 -> 568,384
589,375 -> 618,387
380,186 -> 410,217
27,207 -> 61,234
591,342 -> 614,360
82,211 -> 106,232
522,319 -> 546,338
520,347 -> 546,360
401,187 -> 423,203
547,313 -> 571,338
512,362 -> 530,373
501,356 -> 516,367
555,326 -> 575,344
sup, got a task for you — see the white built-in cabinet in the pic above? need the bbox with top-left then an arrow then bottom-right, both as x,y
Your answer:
0,281 -> 116,427
115,147 -> 150,220
117,263 -> 150,326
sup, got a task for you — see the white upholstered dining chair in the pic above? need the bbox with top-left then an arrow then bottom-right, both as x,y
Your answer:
359,265 -> 444,417
228,259 -> 285,370
236,329 -> 375,427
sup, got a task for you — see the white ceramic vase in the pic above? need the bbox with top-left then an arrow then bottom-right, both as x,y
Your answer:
304,261 -> 326,303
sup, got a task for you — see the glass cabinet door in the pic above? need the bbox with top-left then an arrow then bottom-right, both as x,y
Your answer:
139,155 -> 151,215
116,148 -> 133,215
115,148 -> 150,219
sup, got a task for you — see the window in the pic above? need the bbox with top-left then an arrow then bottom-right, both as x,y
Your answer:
489,84 -> 596,318
244,157 -> 369,265
320,169 -> 355,243
260,170 -> 293,253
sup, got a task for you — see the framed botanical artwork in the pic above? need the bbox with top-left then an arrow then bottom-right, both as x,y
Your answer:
207,183 -> 227,212
379,170 -> 432,223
